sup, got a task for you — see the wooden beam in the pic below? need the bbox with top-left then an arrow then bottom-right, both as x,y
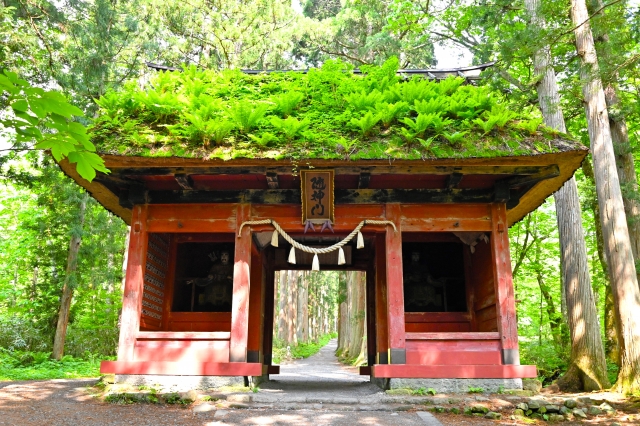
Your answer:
262,249 -> 276,368
108,164 -> 560,177
372,364 -> 537,378
385,204 -> 406,364
230,204 -> 251,362
117,205 -> 148,362
504,165 -> 560,187
366,252 -> 377,369
174,173 -> 194,190
358,172 -> 371,189
246,243 -> 265,363
100,361 -> 263,376
266,171 -> 279,189
494,181 -> 510,203
375,234 -> 389,364
446,173 -> 463,190
136,331 -> 230,340
144,188 -> 495,205
406,332 -> 499,340
490,204 -> 520,365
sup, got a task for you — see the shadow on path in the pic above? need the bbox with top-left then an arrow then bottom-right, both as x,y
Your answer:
258,339 -> 383,398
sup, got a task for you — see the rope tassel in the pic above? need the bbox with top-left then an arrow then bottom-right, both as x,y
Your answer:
288,246 -> 296,264
357,231 -> 364,249
271,230 -> 279,247
338,247 -> 346,265
312,254 -> 320,271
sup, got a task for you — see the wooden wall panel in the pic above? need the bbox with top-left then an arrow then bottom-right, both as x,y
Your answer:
491,204 -> 519,364
167,312 -> 232,332
469,236 -> 497,333
140,233 -> 171,331
375,235 -> 389,364
404,312 -> 472,333
386,204 -> 406,364
133,340 -> 230,363
117,205 -> 148,361
246,243 -> 265,363
230,204 -> 251,362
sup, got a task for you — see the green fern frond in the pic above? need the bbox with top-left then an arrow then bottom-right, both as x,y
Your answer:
435,76 -> 465,95
226,101 -> 270,133
514,118 -> 543,135
418,136 -> 437,151
350,112 -> 381,136
249,132 -> 279,147
375,102 -> 409,128
272,91 -> 304,117
414,97 -> 449,115
336,137 -> 358,152
270,116 -> 310,141
208,121 -> 235,145
345,90 -> 384,111
442,131 -> 468,145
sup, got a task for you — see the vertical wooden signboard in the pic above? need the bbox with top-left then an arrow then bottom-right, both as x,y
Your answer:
301,170 -> 334,224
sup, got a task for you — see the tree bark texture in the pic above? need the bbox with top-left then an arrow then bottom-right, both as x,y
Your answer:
588,0 -> 640,284
336,271 -> 366,365
583,159 -> 619,364
571,0 -> 640,393
525,0 -> 609,390
52,192 -> 88,360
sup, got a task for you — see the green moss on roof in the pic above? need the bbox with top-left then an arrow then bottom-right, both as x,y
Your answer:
90,58 -> 583,161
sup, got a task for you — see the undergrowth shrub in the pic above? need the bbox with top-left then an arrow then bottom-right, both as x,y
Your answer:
520,340 -> 569,385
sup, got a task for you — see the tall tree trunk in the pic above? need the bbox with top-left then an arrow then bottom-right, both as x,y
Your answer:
525,0 -> 609,390
588,0 -> 640,285
571,0 -> 640,393
288,270 -> 298,345
300,271 -> 309,343
337,272 -> 348,354
583,159 -> 619,364
52,192 -> 88,360
277,270 -> 287,342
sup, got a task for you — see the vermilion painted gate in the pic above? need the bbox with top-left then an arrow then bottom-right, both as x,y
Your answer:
99,200 -> 536,379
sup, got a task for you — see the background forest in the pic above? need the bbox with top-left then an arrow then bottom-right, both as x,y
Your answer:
1,0 -> 639,392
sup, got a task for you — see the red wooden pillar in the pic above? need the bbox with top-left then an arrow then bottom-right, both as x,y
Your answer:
490,203 -> 520,365
385,204 -> 406,364
375,234 -> 389,364
230,203 -> 251,363
246,243 -> 265,364
262,250 -> 276,369
365,251 -> 377,369
117,205 -> 148,361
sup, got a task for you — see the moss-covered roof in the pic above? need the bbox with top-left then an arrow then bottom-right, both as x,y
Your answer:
90,58 -> 584,161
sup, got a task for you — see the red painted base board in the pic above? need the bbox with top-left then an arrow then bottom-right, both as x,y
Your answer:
100,361 -> 262,376
372,364 -> 537,379
406,350 -> 501,365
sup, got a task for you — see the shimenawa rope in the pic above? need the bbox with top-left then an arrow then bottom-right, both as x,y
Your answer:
237,219 -> 397,270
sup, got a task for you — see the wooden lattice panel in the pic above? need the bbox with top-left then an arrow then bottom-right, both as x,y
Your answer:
141,233 -> 170,330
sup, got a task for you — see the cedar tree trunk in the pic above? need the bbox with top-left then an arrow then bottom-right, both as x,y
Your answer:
526,0 -> 609,390
52,192 -> 89,360
571,0 -> 640,393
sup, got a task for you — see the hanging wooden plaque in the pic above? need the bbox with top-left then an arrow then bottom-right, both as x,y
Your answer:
301,169 -> 334,224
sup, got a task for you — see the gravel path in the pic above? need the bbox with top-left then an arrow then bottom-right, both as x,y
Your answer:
257,338 -> 384,403
0,340 -> 443,425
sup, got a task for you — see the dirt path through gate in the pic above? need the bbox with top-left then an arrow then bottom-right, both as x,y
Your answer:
257,338 -> 383,403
